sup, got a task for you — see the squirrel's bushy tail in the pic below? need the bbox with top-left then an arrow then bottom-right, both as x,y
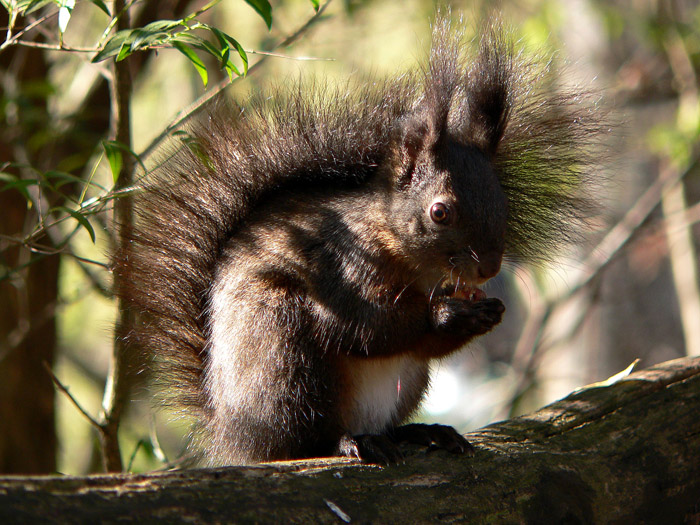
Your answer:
114,77 -> 418,423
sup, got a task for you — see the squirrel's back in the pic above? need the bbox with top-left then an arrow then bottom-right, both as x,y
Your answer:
116,16 -> 604,464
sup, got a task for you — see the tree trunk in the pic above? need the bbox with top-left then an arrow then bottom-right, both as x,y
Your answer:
0,10 -> 58,473
1,357 -> 698,523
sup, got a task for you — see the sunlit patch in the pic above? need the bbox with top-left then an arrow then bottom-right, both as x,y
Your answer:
423,366 -> 461,415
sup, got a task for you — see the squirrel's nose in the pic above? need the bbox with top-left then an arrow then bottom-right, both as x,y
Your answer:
477,252 -> 503,281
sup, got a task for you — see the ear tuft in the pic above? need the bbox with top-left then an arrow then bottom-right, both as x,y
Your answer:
402,115 -> 431,158
392,114 -> 434,188
466,27 -> 513,155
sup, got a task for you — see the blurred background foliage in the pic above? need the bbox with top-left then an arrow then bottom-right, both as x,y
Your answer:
1,0 -> 699,475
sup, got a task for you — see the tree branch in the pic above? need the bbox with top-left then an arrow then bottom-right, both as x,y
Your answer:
1,357 -> 698,522
139,0 -> 334,161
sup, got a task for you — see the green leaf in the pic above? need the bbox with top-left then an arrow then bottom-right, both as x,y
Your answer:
43,170 -> 86,189
92,29 -> 131,62
210,27 -> 247,75
179,34 -> 237,75
173,41 -> 208,86
131,19 -> 182,49
310,0 -> 320,11
0,173 -> 38,201
87,0 -> 110,16
57,206 -> 96,243
93,21 -> 183,63
0,172 -> 19,182
115,41 -> 132,62
102,140 -> 146,182
141,19 -> 183,33
244,0 -> 272,29
102,140 -> 123,182
17,0 -> 52,15
182,36 -> 230,77
130,28 -> 165,51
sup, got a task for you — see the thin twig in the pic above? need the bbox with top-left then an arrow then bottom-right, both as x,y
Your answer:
43,362 -> 102,431
0,11 -> 55,53
139,0 -> 334,160
8,40 -> 97,52
245,49 -> 334,61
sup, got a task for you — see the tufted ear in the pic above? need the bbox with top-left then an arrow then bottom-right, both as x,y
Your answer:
392,111 -> 442,189
465,30 -> 512,156
390,15 -> 462,188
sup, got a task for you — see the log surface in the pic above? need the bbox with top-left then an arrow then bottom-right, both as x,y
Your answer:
1,357 -> 699,524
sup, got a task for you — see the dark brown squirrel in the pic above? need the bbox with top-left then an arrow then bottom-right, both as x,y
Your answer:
116,16 -> 603,465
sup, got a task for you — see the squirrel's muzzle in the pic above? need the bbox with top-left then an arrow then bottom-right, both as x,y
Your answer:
476,251 -> 503,281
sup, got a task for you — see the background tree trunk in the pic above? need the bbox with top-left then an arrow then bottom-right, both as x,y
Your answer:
0,1 -> 197,475
0,10 -> 58,473
1,357 -> 698,523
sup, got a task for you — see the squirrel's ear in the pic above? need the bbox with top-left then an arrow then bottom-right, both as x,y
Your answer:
465,33 -> 512,156
393,112 -> 441,188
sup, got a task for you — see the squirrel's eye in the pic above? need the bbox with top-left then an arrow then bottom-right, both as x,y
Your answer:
430,202 -> 449,224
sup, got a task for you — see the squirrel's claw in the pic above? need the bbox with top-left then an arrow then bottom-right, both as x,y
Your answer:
336,433 -> 404,465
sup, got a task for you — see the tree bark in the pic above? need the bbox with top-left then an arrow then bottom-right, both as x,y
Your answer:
0,10 -> 58,474
0,357 -> 698,523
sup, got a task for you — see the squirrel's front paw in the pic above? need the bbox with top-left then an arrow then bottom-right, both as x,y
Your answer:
431,297 -> 505,338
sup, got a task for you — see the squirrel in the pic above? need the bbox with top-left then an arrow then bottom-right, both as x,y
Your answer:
115,16 -> 603,465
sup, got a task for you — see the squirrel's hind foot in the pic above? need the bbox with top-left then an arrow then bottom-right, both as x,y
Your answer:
336,423 -> 474,465
390,423 -> 475,456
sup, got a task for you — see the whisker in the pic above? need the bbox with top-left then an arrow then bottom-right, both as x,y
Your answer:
428,277 -> 445,304
394,277 -> 418,305
449,265 -> 456,283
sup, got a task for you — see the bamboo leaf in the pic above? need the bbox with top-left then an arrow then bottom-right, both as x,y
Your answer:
0,173 -> 38,202
244,0 -> 272,29
102,141 -> 123,182
115,41 -> 132,62
43,170 -> 87,189
92,30 -> 131,62
210,27 -> 247,75
17,0 -> 52,15
87,0 -> 110,16
173,41 -> 208,86
102,140 -> 146,182
58,206 -> 96,243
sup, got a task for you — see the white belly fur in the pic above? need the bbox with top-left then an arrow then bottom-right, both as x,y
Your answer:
344,355 -> 429,435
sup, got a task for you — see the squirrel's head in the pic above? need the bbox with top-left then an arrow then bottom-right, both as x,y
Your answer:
382,110 -> 507,294
380,25 -> 511,294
